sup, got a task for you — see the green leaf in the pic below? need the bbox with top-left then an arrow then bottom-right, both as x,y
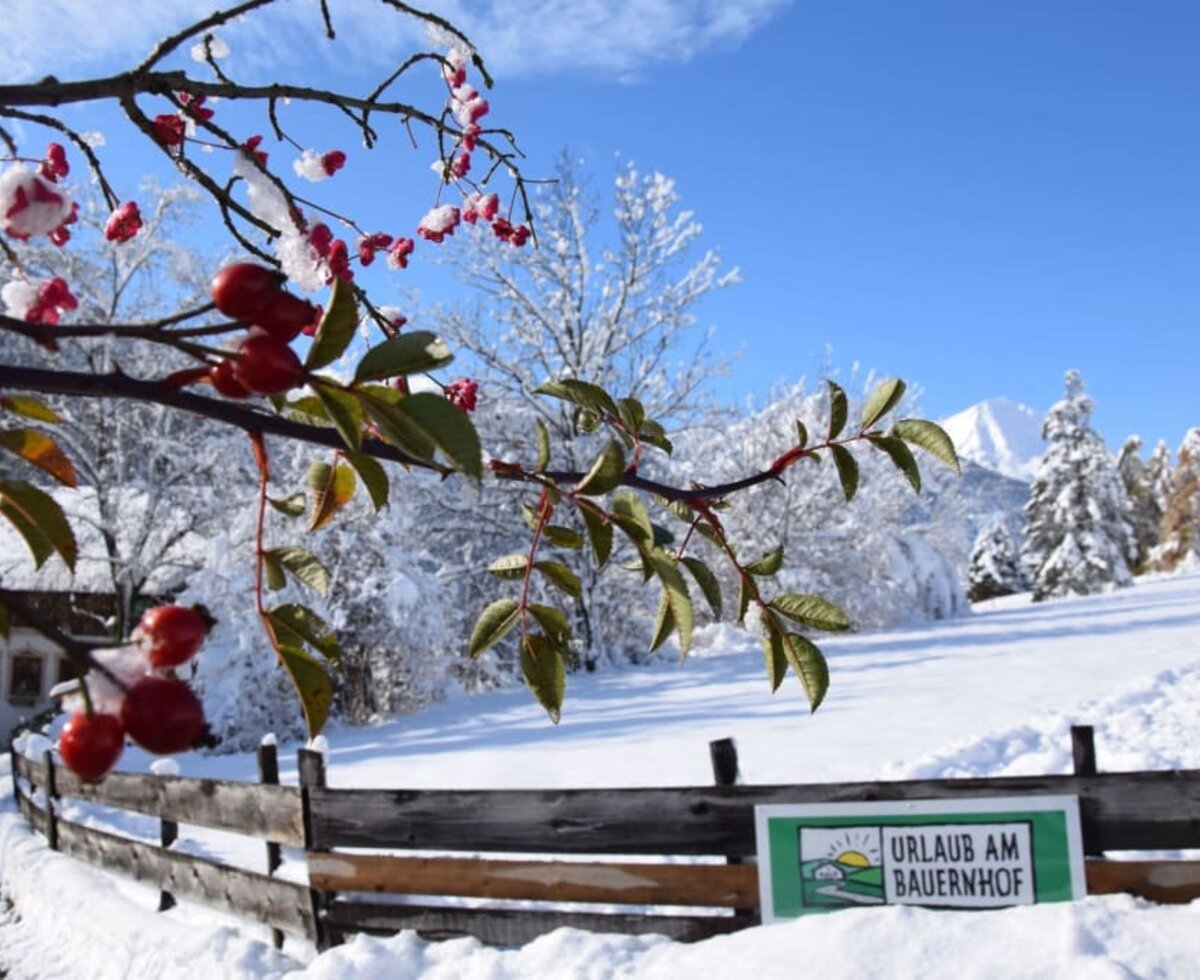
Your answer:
894,419 -> 961,474
263,550 -> 287,591
468,598 -> 520,657
0,480 -> 76,572
611,492 -> 653,544
795,420 -> 809,449
638,420 -> 673,455
580,507 -> 613,567
277,644 -> 333,739
649,552 -> 693,657
681,556 -> 722,618
267,546 -> 331,597
0,429 -> 77,487
391,393 -> 483,480
781,631 -> 829,711
488,553 -> 529,580
649,589 -> 675,653
745,545 -> 784,577
871,433 -> 921,493
535,379 -> 620,420
353,331 -> 454,383
651,523 -> 675,548
306,277 -> 358,371
542,525 -> 584,549
771,593 -> 851,632
577,410 -> 600,434
268,603 -> 341,665
535,419 -> 550,472
0,395 -> 60,423
617,397 -> 646,430
307,460 -> 357,531
661,498 -> 694,524
283,395 -> 328,423
761,620 -> 788,693
827,380 -> 848,440
575,440 -> 626,496
312,384 -> 364,452
736,574 -> 754,625
534,560 -> 581,598
521,634 -> 565,724
268,492 -> 307,518
343,452 -> 389,511
527,604 -> 571,645
362,393 -> 437,461
830,444 -> 859,503
860,378 -> 907,431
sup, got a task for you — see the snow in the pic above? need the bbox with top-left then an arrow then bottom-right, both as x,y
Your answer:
2,572 -> 1199,977
941,398 -> 1044,482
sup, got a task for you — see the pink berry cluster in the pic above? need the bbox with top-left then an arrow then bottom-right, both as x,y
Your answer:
1,143 -> 77,245
23,277 -> 78,325
152,91 -> 214,150
104,201 -> 143,244
57,604 -> 213,783
445,377 -> 479,413
412,49 -> 531,254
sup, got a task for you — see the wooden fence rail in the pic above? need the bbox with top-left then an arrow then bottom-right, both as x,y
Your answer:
9,726 -> 1200,953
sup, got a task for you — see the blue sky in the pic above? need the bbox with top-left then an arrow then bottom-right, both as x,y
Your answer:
3,1 -> 1197,449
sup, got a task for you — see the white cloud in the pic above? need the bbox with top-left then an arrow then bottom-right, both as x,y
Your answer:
0,0 -> 791,84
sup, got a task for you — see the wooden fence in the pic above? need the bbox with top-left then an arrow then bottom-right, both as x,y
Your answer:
10,727 -> 1200,952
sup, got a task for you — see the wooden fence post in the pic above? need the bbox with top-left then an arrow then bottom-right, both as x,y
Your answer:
8,746 -> 19,803
258,741 -> 285,950
158,812 -> 178,912
709,737 -> 740,788
299,748 -> 334,951
709,737 -> 754,921
1070,724 -> 1103,858
41,748 -> 59,851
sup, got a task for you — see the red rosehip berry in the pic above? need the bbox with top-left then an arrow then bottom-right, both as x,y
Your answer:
121,677 -> 206,755
209,358 -> 250,399
252,291 -> 318,342
135,604 -> 211,669
233,333 -> 305,395
211,262 -> 286,320
59,712 -> 125,782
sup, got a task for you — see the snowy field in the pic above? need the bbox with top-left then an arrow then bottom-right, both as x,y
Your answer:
2,571 -> 1200,978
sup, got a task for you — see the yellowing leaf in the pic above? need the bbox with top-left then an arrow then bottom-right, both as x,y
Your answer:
0,429 -> 77,487
307,460 -> 356,531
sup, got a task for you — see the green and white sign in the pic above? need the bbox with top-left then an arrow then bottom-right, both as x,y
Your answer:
754,796 -> 1086,921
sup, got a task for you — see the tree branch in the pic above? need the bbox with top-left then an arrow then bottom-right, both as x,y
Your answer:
0,364 -> 449,475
